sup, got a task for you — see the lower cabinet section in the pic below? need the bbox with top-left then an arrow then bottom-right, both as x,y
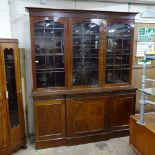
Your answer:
33,89 -> 136,149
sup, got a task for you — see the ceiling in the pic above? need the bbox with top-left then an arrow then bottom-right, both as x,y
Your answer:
86,0 -> 155,5
9,0 -> 155,5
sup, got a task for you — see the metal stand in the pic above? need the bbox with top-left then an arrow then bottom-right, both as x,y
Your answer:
138,52 -> 155,125
138,53 -> 147,125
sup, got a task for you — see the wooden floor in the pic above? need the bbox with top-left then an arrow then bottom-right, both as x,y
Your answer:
130,113 -> 155,155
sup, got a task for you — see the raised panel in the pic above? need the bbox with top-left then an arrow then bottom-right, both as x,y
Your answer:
34,99 -> 66,140
111,94 -> 135,130
67,96 -> 110,136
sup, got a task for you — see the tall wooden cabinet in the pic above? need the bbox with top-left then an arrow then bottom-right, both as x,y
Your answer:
27,8 -> 137,149
0,39 -> 26,155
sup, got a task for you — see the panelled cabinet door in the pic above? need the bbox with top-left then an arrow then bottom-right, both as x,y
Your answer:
110,93 -> 136,131
34,99 -> 66,141
30,17 -> 68,89
105,20 -> 134,85
66,96 -> 110,137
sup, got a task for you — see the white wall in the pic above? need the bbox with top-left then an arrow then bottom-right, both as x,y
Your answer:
0,0 -> 12,38
9,0 -> 155,135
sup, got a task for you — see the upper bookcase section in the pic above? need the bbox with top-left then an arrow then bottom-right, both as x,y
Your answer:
27,8 -> 137,90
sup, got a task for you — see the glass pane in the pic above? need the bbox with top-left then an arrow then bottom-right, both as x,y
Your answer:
4,48 -> 19,128
139,88 -> 155,97
122,69 -> 129,82
72,20 -> 100,86
106,23 -> 132,84
122,55 -> 130,68
106,69 -> 129,83
34,20 -> 65,88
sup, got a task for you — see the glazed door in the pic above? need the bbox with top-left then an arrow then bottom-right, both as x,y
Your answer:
1,43 -> 24,146
70,18 -> 104,88
30,17 -> 69,89
105,20 -> 134,85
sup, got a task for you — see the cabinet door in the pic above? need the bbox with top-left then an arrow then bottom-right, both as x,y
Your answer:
34,99 -> 66,141
105,20 -> 134,85
1,43 -> 25,147
31,17 -> 69,89
71,18 -> 103,87
110,93 -> 135,131
66,96 -> 110,137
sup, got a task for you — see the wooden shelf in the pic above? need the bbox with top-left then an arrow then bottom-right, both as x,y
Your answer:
36,53 -> 64,56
